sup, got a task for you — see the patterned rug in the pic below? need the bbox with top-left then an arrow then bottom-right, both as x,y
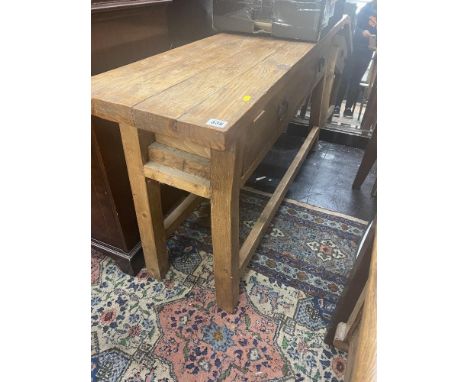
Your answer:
91,189 -> 367,382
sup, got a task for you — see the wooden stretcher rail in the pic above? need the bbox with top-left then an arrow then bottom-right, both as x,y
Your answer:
144,161 -> 211,198
148,142 -> 211,179
239,126 -> 320,272
163,194 -> 202,236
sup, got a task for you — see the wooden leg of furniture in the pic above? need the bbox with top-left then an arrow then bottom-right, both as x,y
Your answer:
300,94 -> 311,119
309,45 -> 339,129
352,127 -> 377,189
351,77 -> 377,190
210,146 -> 241,313
119,123 -> 169,279
239,126 -> 320,272
371,179 -> 377,197
319,44 -> 340,127
325,220 -> 375,345
360,78 -> 377,132
309,76 -> 325,129
329,70 -> 342,111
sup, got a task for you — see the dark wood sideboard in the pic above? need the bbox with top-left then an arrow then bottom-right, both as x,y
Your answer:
91,0 -> 213,274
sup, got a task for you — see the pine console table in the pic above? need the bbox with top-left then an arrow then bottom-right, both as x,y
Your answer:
91,16 -> 351,312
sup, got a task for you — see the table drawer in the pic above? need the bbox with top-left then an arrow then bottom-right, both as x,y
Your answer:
241,48 -> 326,180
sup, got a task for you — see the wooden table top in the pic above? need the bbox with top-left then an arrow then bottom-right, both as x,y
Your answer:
92,33 -> 316,149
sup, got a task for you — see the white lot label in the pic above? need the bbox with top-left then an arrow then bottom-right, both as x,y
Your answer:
206,118 -> 228,128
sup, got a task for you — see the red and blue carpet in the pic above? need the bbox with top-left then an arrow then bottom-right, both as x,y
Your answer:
91,189 -> 366,382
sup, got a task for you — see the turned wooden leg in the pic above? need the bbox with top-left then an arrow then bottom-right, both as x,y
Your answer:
119,123 -> 169,279
210,145 -> 241,313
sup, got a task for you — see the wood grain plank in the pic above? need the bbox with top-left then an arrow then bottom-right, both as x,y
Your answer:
175,41 -> 315,147
155,134 -> 211,158
92,33 -> 239,92
345,325 -> 360,381
132,39 -> 285,135
148,142 -> 211,179
172,17 -> 351,149
92,17 -> 351,151
210,145 -> 242,312
143,161 -> 211,198
241,105 -> 280,181
344,283 -> 367,343
92,34 -> 281,125
241,48 -> 324,182
239,126 -> 320,272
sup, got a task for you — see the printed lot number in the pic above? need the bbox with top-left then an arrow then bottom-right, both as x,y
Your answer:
206,118 -> 228,128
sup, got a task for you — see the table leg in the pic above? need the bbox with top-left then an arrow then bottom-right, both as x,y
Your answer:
309,76 -> 325,129
299,94 -> 311,119
210,146 -> 241,313
310,44 -> 340,128
352,126 -> 377,190
119,123 -> 169,279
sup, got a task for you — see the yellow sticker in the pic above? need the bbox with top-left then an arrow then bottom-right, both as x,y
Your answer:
242,95 -> 251,102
